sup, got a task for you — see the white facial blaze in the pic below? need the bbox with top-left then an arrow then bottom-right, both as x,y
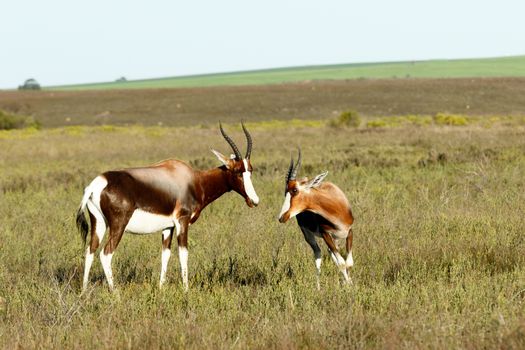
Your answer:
242,159 -> 259,205
279,192 -> 292,219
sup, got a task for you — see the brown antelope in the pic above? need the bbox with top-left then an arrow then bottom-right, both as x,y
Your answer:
278,149 -> 354,288
76,122 -> 259,291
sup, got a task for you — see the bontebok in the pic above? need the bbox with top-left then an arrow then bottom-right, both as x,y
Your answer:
76,122 -> 259,291
278,149 -> 354,288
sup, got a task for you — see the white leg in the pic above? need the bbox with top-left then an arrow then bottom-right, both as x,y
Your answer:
178,246 -> 188,291
100,251 -> 114,291
346,250 -> 354,268
345,228 -> 354,284
329,250 -> 335,262
300,227 -> 322,289
345,251 -> 354,285
329,250 -> 350,285
160,249 -> 171,287
83,247 -> 94,291
315,257 -> 322,290
340,265 -> 351,285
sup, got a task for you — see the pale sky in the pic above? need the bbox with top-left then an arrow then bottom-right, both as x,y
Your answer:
1,0 -> 524,88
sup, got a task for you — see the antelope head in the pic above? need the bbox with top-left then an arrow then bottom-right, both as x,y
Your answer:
212,122 -> 259,208
278,148 -> 328,223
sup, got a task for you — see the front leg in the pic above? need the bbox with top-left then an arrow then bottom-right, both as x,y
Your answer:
299,226 -> 322,290
176,216 -> 190,291
321,232 -> 351,285
345,227 -> 354,269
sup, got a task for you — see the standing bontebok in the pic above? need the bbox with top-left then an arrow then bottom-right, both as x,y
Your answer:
278,149 -> 354,288
76,122 -> 259,291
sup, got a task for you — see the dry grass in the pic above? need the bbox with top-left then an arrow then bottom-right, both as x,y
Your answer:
1,120 -> 525,349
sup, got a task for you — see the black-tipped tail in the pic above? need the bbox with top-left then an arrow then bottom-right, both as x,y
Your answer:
76,207 -> 89,246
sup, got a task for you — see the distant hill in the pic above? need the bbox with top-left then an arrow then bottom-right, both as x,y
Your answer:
47,55 -> 525,91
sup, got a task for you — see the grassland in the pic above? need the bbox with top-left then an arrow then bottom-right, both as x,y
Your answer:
45,55 -> 525,91
1,119 -> 524,349
3,78 -> 525,128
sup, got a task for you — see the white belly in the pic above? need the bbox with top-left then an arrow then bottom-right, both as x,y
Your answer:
125,209 -> 174,234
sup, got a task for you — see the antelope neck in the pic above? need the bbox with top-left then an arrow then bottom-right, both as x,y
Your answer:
195,166 -> 232,209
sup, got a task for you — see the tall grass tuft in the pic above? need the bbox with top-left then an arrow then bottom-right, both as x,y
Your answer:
329,110 -> 361,128
0,110 -> 41,130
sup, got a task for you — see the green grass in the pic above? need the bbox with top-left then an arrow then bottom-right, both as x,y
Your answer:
46,55 -> 525,91
1,120 -> 525,348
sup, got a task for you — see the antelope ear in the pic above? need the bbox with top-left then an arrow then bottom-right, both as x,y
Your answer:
306,171 -> 328,189
211,149 -> 231,168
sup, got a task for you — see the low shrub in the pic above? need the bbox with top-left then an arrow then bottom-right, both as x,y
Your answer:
329,110 -> 361,128
433,113 -> 469,126
367,120 -> 388,128
0,110 -> 41,130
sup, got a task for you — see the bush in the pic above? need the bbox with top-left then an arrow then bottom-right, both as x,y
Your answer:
366,120 -> 388,128
433,113 -> 469,126
0,110 -> 41,130
329,110 -> 361,128
18,78 -> 41,90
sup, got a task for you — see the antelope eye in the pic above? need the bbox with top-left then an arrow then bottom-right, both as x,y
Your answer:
291,188 -> 298,194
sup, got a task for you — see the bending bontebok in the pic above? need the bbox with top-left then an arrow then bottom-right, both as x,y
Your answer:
278,149 -> 354,288
76,122 -> 259,291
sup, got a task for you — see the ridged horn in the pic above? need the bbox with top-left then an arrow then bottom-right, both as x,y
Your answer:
286,155 -> 294,183
241,121 -> 252,159
290,148 -> 301,181
219,122 -> 242,160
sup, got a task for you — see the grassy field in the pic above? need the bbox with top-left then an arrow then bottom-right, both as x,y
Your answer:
3,78 -> 525,128
1,119 -> 524,349
45,55 -> 525,90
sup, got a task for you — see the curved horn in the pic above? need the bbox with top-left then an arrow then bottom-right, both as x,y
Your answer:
285,155 -> 294,193
219,122 -> 242,160
290,147 -> 301,180
286,155 -> 294,183
241,121 -> 252,159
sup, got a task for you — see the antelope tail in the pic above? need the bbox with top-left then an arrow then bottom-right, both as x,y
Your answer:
76,186 -> 92,246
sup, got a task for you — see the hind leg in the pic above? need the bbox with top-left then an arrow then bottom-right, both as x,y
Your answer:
100,214 -> 130,291
83,203 -> 107,292
343,228 -> 354,285
322,232 -> 350,285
